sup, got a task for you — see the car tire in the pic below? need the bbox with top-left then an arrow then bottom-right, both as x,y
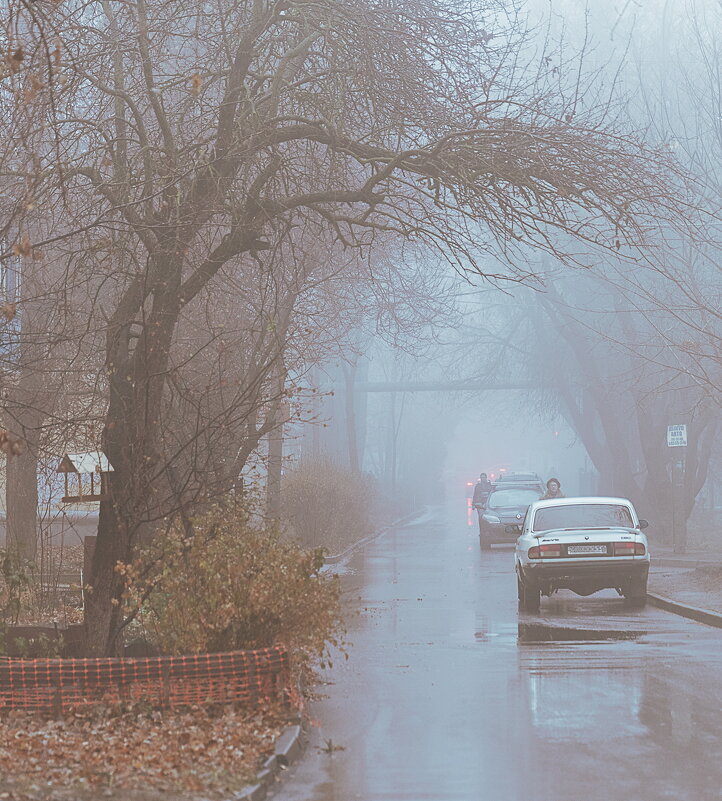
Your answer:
479,536 -> 492,551
519,578 -> 541,612
624,577 -> 648,607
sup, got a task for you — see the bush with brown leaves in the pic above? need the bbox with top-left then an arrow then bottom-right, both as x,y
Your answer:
120,502 -> 344,669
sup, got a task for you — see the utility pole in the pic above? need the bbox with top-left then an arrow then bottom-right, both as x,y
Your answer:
667,423 -> 688,554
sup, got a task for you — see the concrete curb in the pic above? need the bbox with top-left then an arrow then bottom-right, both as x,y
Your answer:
654,557 -> 722,569
235,723 -> 304,800
323,507 -> 427,566
647,592 -> 722,629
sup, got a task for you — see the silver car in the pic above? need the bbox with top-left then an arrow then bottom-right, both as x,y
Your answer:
515,497 -> 650,612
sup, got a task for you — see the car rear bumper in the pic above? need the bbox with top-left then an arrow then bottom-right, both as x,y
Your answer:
521,559 -> 650,583
479,523 -> 521,544
483,533 -> 519,544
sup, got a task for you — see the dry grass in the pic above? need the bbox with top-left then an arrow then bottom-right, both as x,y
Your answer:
282,459 -> 380,554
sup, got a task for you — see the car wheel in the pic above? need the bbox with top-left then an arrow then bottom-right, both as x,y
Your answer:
519,578 -> 541,612
624,577 -> 648,607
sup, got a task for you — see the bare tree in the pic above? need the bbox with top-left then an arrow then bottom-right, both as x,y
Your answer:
2,0 -> 688,654
525,274 -> 716,541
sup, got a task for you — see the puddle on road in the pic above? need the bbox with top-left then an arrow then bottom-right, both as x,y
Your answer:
517,622 -> 647,644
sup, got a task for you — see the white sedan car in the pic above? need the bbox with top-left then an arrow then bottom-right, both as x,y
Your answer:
515,497 -> 650,612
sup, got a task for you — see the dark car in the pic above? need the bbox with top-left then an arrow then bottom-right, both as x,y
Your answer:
479,487 -> 541,550
494,472 -> 544,494
493,479 -> 545,495
497,471 -> 541,483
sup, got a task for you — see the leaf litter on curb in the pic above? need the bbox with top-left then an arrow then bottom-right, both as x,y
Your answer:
0,703 -> 292,800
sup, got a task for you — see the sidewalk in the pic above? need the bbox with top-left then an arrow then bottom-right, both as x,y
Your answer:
648,543 -> 722,616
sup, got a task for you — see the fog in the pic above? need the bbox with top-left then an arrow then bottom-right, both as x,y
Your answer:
2,0 -> 721,660
2,0 -> 722,797
286,0 -> 722,547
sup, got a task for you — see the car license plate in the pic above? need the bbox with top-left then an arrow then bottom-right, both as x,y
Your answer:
567,544 -> 607,555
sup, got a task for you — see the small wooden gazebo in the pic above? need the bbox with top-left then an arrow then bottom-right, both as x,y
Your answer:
56,451 -> 114,503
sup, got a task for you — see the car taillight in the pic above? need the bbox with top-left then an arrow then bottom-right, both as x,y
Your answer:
528,546 -> 541,559
539,544 -> 562,558
613,541 -> 645,556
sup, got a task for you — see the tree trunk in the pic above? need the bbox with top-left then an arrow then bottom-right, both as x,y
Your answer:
6,444 -> 38,562
343,361 -> 359,473
84,276 -> 177,655
266,422 -> 283,522
266,367 -> 287,522
84,472 -> 131,656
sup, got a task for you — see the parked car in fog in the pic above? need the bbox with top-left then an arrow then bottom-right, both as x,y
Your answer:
515,497 -> 650,612
478,487 -> 541,549
493,471 -> 544,495
496,471 -> 542,484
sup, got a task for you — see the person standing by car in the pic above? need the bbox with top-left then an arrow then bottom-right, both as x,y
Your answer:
540,477 -> 565,499
472,473 -> 493,533
472,473 -> 493,508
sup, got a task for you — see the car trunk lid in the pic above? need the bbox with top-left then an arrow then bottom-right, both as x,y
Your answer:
534,528 -> 644,558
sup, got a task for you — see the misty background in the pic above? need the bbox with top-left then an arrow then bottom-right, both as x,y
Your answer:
1,0 -> 720,571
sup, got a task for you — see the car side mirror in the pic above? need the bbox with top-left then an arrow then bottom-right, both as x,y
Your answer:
638,519 -> 649,530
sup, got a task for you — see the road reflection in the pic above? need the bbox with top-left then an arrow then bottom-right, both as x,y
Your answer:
515,607 -> 722,799
638,672 -> 711,749
518,621 -> 647,643
273,511 -> 722,801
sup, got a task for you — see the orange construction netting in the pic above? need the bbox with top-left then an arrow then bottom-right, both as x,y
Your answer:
0,646 -> 288,715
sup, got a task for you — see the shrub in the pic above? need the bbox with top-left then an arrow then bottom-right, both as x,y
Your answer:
0,550 -> 32,628
120,502 -> 344,667
282,458 -> 378,553
0,551 -> 67,657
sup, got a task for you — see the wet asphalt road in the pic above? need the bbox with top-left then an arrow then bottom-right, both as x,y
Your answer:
272,507 -> 722,801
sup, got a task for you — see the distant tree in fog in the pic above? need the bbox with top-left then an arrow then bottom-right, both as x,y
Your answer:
534,277 -> 716,535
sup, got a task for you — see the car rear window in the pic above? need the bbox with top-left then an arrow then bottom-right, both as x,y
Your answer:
495,481 -> 542,491
532,504 -> 634,532
488,489 -> 540,508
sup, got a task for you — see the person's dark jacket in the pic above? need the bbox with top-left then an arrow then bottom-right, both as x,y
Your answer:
472,479 -> 492,506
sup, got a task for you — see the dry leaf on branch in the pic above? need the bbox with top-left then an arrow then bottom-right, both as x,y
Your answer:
23,74 -> 45,103
12,234 -> 33,258
7,47 -> 25,74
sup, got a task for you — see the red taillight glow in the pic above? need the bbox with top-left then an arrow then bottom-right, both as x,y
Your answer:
528,544 -> 562,559
613,541 -> 646,556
